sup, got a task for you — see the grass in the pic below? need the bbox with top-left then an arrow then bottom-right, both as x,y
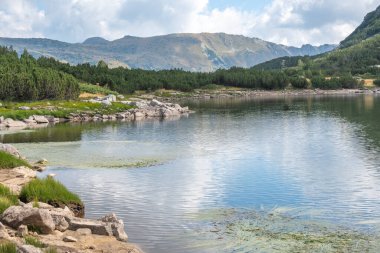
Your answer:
19,177 -> 82,206
24,236 -> 45,248
0,242 -> 16,253
0,151 -> 31,169
79,83 -> 119,95
0,100 -> 133,120
44,248 -> 57,253
0,184 -> 19,214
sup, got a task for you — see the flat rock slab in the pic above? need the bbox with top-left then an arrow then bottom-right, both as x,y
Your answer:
0,167 -> 36,194
67,217 -> 113,236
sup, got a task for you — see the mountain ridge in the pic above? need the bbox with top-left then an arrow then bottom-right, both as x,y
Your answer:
0,33 -> 336,71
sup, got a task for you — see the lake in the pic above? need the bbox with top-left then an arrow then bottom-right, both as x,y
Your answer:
2,95 -> 380,252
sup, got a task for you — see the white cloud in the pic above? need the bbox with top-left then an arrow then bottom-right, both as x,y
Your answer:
0,0 -> 378,46
252,0 -> 379,45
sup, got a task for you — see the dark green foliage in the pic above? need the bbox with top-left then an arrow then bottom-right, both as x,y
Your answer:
0,242 -> 16,253
36,56 -> 295,92
290,77 -> 309,89
0,151 -> 31,169
311,75 -> 361,89
0,184 -> 19,214
374,79 -> 380,86
340,5 -> 380,48
0,47 -> 80,101
19,177 -> 82,205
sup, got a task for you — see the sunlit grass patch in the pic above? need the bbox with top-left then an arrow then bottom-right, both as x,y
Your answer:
19,177 -> 81,205
0,151 -> 30,169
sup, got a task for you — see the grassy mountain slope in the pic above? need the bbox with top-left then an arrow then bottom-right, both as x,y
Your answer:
340,5 -> 380,48
0,33 -> 335,72
254,5 -> 380,76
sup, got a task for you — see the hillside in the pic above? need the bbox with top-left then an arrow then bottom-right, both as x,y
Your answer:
340,5 -> 380,48
0,33 -> 335,72
254,5 -> 380,76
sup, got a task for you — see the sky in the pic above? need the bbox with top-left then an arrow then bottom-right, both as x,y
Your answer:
0,0 -> 378,46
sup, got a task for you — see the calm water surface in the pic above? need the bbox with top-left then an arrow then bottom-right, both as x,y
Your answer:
2,95 -> 380,252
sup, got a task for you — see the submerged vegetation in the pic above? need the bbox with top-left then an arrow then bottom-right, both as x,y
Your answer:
190,208 -> 380,253
19,177 -> 82,206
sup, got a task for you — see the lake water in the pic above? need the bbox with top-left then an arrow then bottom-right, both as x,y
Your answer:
2,95 -> 380,252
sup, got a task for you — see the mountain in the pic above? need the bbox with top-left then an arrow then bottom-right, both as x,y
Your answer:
340,5 -> 380,48
0,33 -> 335,72
254,5 -> 380,75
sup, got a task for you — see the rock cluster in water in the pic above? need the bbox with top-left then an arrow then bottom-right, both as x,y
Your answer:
0,98 -> 192,130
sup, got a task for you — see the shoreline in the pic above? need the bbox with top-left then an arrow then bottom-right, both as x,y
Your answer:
150,87 -> 380,102
0,146 -> 144,253
0,88 -> 379,131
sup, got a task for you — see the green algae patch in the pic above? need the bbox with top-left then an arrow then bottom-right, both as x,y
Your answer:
98,159 -> 163,169
187,208 -> 380,253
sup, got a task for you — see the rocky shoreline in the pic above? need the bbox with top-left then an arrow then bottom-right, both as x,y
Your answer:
150,88 -> 380,102
0,98 -> 193,130
0,145 -> 143,253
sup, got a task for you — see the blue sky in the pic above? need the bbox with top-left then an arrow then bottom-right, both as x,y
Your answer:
0,0 -> 378,46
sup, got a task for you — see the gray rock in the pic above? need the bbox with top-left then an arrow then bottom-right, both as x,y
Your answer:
4,119 -> 27,128
117,94 -> 125,99
35,159 -> 48,165
76,228 -> 92,236
67,217 -> 112,236
134,112 -> 145,119
19,106 -> 31,110
0,222 -> 9,239
101,100 -> 112,106
89,99 -> 101,104
63,235 -> 78,242
0,144 -> 22,158
99,213 -> 128,242
17,224 -> 28,237
1,206 -> 55,234
32,115 -> 49,124
104,94 -> 117,102
53,216 -> 69,232
0,116 -> 3,123
150,99 -> 163,107
18,245 -> 43,253
23,118 -> 37,125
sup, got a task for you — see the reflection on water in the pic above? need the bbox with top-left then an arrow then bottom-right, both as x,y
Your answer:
4,95 -> 380,253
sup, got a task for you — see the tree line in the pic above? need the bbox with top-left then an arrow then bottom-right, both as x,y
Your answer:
0,47 -> 79,101
0,47 -> 363,101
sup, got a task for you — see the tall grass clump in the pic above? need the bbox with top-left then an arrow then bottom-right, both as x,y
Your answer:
24,236 -> 45,248
19,177 -> 82,205
0,184 -> 19,214
0,151 -> 30,169
0,242 -> 16,253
